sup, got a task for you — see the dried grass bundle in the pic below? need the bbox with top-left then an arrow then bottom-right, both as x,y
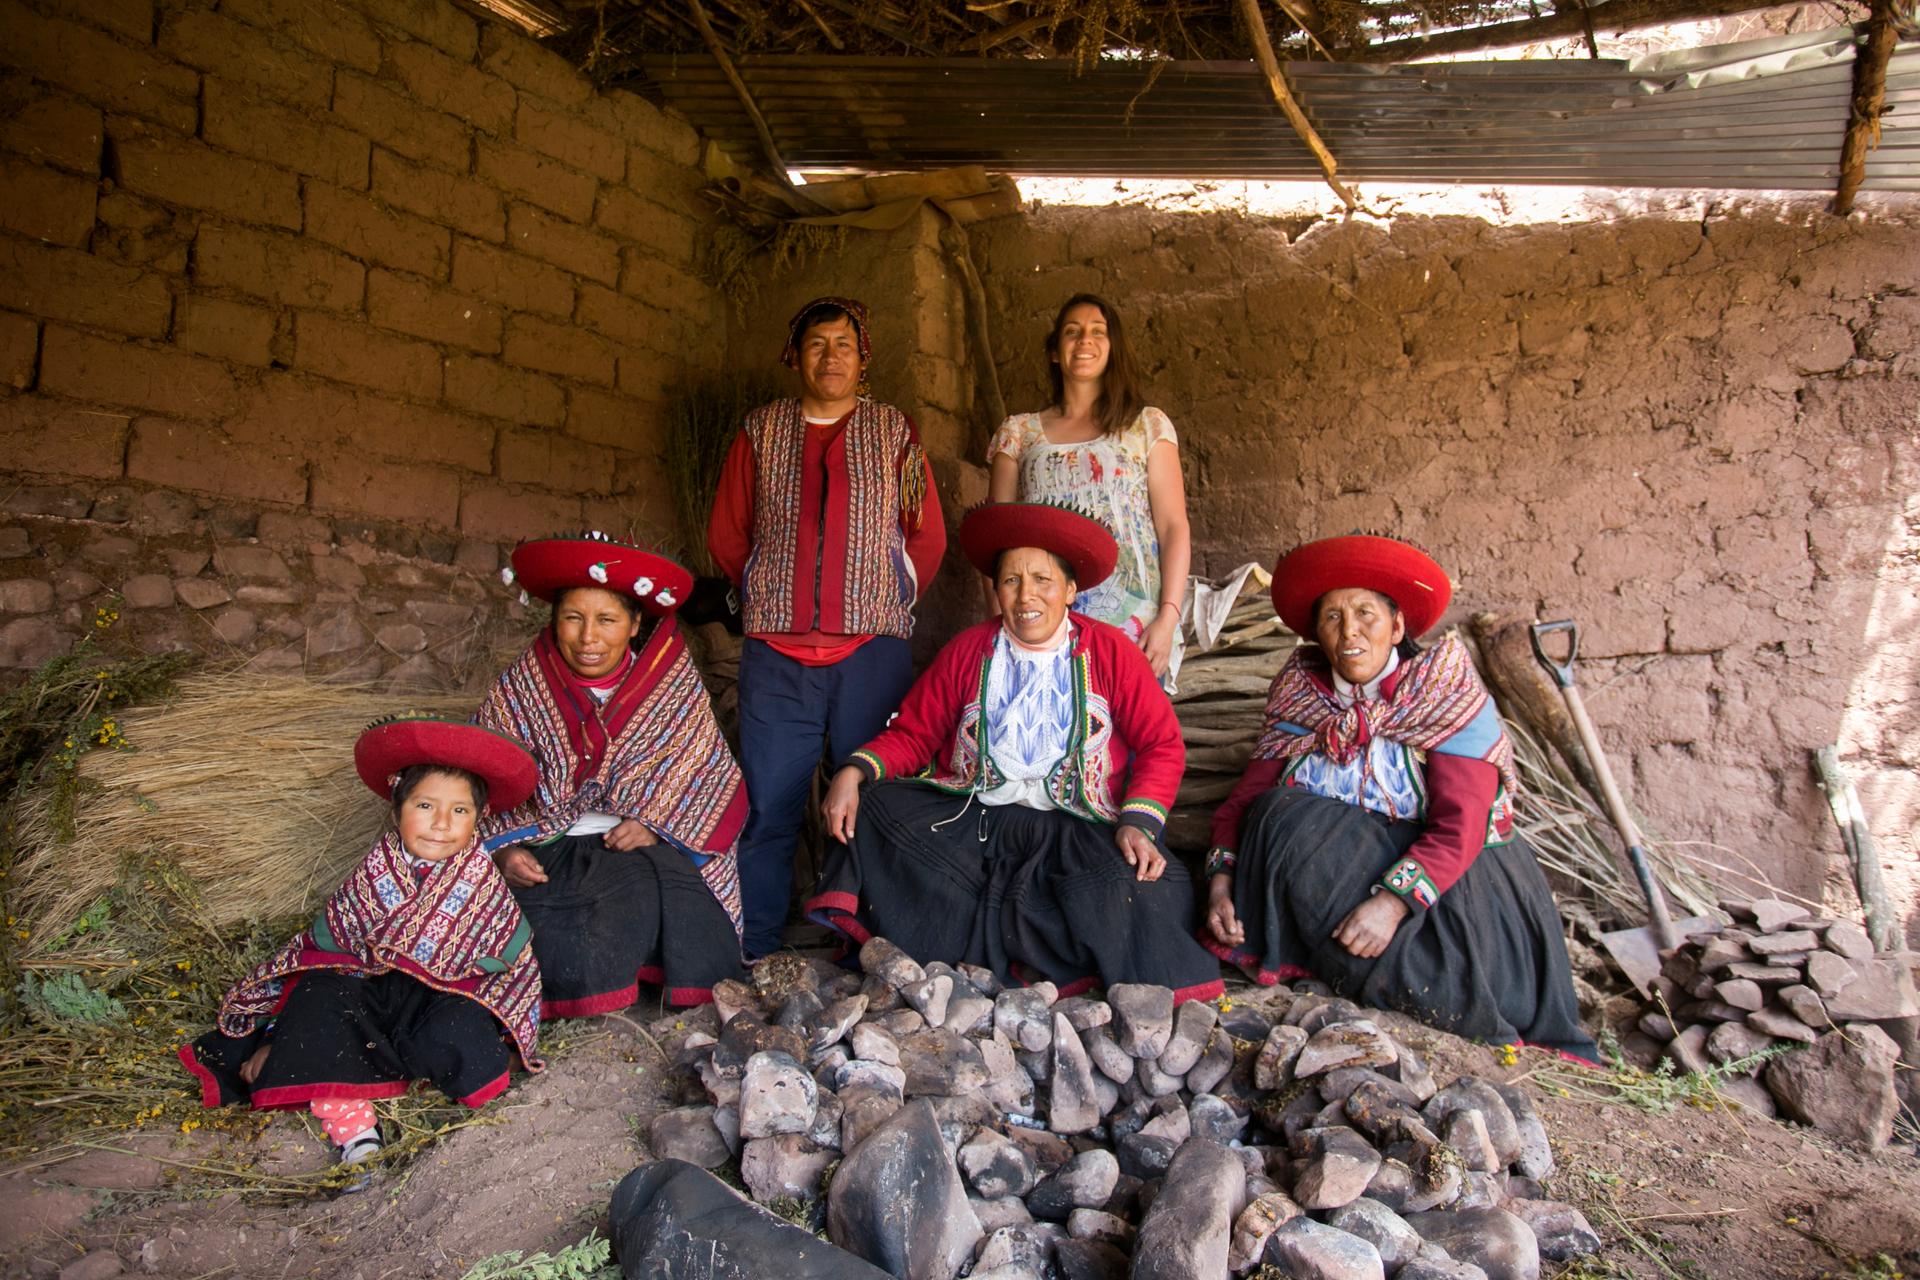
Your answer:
12,674 -> 476,941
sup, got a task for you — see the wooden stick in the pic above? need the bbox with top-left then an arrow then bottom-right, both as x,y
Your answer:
685,0 -> 829,213
1832,0 -> 1898,216
935,213 -> 1008,458
791,0 -> 843,49
1358,0 -> 1774,62
1270,0 -> 1334,58
977,12 -> 1057,52
1811,746 -> 1897,951
1235,0 -> 1360,212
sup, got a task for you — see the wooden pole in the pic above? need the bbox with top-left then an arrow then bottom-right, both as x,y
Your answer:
1357,0 -> 1775,62
934,213 -> 1008,461
1235,0 -> 1360,212
1812,746 -> 1899,951
1832,0 -> 1898,216
684,0 -> 830,213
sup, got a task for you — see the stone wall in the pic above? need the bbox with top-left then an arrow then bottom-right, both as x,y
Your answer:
0,0 -> 723,657
971,206 -> 1920,937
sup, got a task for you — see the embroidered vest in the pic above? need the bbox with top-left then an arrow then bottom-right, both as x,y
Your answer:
741,398 -> 920,638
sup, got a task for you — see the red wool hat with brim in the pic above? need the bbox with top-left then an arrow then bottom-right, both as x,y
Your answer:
961,502 -> 1119,592
506,534 -> 693,616
355,716 -> 539,813
1271,534 -> 1452,639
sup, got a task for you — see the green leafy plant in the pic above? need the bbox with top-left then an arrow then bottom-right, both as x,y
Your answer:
460,1232 -> 617,1280
16,970 -> 127,1026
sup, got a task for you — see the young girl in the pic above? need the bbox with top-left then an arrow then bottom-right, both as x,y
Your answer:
987,293 -> 1192,690
180,717 -> 542,1174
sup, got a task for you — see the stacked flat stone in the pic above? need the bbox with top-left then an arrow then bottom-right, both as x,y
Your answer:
645,936 -> 1602,1280
1618,898 -> 1915,1150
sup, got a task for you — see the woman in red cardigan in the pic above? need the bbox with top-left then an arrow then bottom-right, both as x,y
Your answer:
1203,534 -> 1595,1060
808,503 -> 1222,1002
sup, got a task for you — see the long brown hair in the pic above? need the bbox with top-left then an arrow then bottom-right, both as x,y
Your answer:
1044,293 -> 1145,436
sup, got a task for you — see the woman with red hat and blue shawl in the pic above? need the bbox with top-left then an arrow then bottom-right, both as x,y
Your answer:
1203,534 -> 1596,1060
807,502 -> 1222,1003
480,533 -> 749,1015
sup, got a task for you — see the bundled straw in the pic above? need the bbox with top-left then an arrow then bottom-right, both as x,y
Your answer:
12,674 -> 475,942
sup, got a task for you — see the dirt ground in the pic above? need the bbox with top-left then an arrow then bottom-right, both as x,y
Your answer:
1,985 -> 1915,1280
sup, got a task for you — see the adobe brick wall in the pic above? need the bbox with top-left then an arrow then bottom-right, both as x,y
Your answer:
972,205 -> 1920,938
0,0 -> 721,572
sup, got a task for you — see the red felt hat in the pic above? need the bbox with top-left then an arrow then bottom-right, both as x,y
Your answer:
355,716 -> 539,812
960,502 -> 1118,591
1271,535 -> 1452,639
506,534 -> 693,615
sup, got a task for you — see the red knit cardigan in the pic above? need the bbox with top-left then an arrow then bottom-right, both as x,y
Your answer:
848,615 -> 1184,839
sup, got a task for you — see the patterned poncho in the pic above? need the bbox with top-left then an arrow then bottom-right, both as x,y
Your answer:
215,831 -> 543,1067
1254,631 -> 1519,832
476,620 -> 748,934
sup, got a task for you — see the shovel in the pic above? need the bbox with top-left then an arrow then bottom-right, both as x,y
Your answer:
1530,620 -> 1705,993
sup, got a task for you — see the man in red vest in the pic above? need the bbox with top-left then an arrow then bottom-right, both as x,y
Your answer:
707,297 -> 947,960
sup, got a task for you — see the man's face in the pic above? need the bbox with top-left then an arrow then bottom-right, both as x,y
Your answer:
797,315 -> 864,405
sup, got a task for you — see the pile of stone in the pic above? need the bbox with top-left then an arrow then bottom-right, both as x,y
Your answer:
644,938 -> 1601,1280
1617,898 -> 1916,1150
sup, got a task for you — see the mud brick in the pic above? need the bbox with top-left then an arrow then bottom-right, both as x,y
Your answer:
609,92 -> 700,167
0,398 -> 128,480
0,0 -> 197,131
515,97 -> 624,182
498,425 -> 615,493
619,248 -> 710,309
0,313 -> 36,391
506,203 -> 618,285
176,295 -> 276,366
304,183 -> 450,278
450,239 -> 572,316
503,314 -> 614,385
595,188 -> 697,263
219,0 -> 379,73
0,83 -> 104,174
157,8 -> 331,108
64,0 -> 151,42
203,79 -> 367,188
294,312 -> 441,400
566,385 -> 661,451
476,138 -> 596,223
194,222 -> 364,311
233,374 -> 494,473
443,355 -> 563,426
625,144 -> 704,212
345,0 -> 474,59
577,283 -> 682,355
0,240 -> 171,337
128,418 -> 306,504
333,72 -> 470,172
310,450 -> 462,525
0,155 -> 96,246
367,270 -> 500,353
371,149 -> 503,243
111,134 -> 301,229
479,24 -> 589,108
458,478 -> 583,542
387,40 -> 514,136
615,344 -> 676,399
40,326 -> 240,418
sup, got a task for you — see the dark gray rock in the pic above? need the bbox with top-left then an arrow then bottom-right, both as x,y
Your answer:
1026,1147 -> 1119,1221
1391,1046 -> 1438,1102
898,1029 -> 990,1097
1135,1053 -> 1185,1097
904,974 -> 954,1026
647,1106 -> 731,1169
973,1224 -> 1052,1273
1764,1024 -> 1901,1149
1228,1191 -> 1304,1271
1296,1020 -> 1400,1077
713,1016 -> 811,1077
1131,1139 -> 1248,1280
1065,1208 -> 1132,1247
1503,1198 -> 1601,1261
995,988 -> 1055,1053
1114,1131 -> 1178,1181
1156,999 -> 1217,1076
1188,1093 -> 1247,1144
859,937 -> 925,990
1486,1082 -> 1553,1181
1185,1023 -> 1236,1095
1404,1208 -> 1540,1280
1263,1216 -> 1386,1280
1052,1239 -> 1128,1280
945,994 -> 995,1036
741,1135 -> 835,1203
1329,1197 -> 1423,1272
809,1093 -> 845,1151
740,1051 -> 818,1140
827,1100 -> 981,1279
959,1128 -> 1038,1200
1052,996 -> 1111,1031
1421,1079 -> 1521,1165
970,1195 -> 1033,1233
1293,1127 -> 1384,1211
835,1059 -> 906,1099
1443,1108 -> 1502,1173
1108,984 -> 1174,1058
848,1022 -> 900,1066
612,1159 -> 891,1279
1255,1023 -> 1311,1089
1082,1024 -> 1135,1084
808,995 -> 869,1052
1049,1012 -> 1101,1135
1398,1261 -> 1490,1280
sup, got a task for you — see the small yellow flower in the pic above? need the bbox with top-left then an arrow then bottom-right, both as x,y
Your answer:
175,960 -> 191,971
95,670 -> 108,680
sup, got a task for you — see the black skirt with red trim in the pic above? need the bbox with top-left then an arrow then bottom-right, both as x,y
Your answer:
182,970 -> 513,1111
511,833 -> 744,1016
806,782 -> 1223,1003
1204,788 -> 1597,1060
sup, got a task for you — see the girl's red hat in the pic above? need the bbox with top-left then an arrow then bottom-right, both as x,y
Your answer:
1271,534 -> 1452,638
355,716 -> 539,812
960,502 -> 1118,591
506,533 -> 692,615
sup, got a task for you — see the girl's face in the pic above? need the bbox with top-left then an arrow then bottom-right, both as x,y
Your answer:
1052,303 -> 1111,385
553,587 -> 640,678
396,771 -> 481,862
996,547 -> 1077,645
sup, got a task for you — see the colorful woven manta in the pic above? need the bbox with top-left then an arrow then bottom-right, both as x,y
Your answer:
215,830 -> 543,1067
476,620 -> 747,936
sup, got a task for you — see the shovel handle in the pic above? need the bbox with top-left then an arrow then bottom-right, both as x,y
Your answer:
1529,619 -> 1579,690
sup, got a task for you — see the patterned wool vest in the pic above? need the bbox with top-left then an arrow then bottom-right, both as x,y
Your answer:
741,397 -> 921,639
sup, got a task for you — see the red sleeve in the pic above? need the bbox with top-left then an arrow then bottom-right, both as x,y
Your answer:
705,429 -> 755,585
1098,624 -> 1183,839
1208,757 -> 1286,854
1393,752 -> 1498,901
848,626 -> 982,781
901,417 -> 946,595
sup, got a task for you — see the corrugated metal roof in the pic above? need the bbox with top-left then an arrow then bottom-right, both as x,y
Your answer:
637,26 -> 1919,190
